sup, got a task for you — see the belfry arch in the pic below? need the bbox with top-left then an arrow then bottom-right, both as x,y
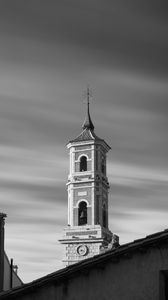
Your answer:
78,201 -> 87,225
80,156 -> 87,172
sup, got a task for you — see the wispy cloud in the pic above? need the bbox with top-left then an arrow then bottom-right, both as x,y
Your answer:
0,0 -> 168,283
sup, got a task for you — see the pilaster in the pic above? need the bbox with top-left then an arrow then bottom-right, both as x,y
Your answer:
0,213 -> 7,292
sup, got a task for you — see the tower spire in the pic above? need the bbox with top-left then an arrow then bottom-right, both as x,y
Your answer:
82,87 -> 94,131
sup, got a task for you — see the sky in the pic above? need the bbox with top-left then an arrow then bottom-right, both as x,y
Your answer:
0,0 -> 168,283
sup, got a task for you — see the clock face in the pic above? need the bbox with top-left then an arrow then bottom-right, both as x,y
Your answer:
77,245 -> 88,256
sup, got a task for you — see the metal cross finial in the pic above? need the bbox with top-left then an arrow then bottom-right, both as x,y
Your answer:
83,85 -> 93,106
82,86 -> 94,131
87,85 -> 91,106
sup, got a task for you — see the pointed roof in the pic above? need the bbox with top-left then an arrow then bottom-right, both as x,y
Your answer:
69,128 -> 103,143
68,124 -> 111,151
68,89 -> 111,150
82,96 -> 94,131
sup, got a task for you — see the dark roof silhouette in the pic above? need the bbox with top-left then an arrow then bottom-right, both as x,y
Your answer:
1,228 -> 168,299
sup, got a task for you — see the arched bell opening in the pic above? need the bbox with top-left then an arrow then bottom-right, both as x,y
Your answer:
78,201 -> 87,225
80,156 -> 87,172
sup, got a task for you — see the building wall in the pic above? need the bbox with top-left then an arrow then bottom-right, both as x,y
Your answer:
65,242 -> 102,264
3,243 -> 168,300
3,253 -> 22,291
0,214 -> 22,292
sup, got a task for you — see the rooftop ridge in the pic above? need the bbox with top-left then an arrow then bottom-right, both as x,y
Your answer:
1,228 -> 168,299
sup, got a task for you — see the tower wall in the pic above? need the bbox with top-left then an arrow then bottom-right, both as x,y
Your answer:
59,99 -> 118,266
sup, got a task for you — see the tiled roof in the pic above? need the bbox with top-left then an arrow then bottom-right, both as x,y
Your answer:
69,128 -> 104,143
1,229 -> 168,299
68,96 -> 111,149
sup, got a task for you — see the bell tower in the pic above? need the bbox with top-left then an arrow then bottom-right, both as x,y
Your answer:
60,89 -> 119,266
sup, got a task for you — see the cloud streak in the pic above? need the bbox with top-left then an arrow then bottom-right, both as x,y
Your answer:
0,0 -> 168,283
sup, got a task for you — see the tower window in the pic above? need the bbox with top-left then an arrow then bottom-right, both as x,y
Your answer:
96,195 -> 100,224
103,203 -> 106,228
80,156 -> 87,172
96,151 -> 98,170
101,163 -> 105,174
101,157 -> 106,174
78,201 -> 87,225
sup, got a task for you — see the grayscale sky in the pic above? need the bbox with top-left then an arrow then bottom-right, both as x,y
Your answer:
0,0 -> 168,282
